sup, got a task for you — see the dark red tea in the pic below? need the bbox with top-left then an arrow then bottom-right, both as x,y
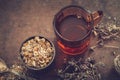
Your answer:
58,15 -> 88,41
56,15 -> 90,55
53,6 -> 103,55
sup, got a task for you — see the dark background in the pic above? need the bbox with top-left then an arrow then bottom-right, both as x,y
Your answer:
0,0 -> 120,80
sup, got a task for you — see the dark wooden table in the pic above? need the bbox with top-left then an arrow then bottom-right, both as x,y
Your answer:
0,0 -> 120,80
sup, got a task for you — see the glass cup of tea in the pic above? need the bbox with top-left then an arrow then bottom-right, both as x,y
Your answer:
53,5 -> 103,55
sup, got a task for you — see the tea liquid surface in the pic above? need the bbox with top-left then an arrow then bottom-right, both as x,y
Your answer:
58,15 -> 88,41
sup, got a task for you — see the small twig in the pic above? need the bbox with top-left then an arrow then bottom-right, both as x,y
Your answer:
89,39 -> 104,52
93,30 -> 98,36
101,32 -> 119,40
89,45 -> 98,51
103,45 -> 119,49
68,60 -> 81,71
62,65 -> 71,73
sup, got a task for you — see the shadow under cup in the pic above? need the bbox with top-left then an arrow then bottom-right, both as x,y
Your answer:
53,6 -> 93,55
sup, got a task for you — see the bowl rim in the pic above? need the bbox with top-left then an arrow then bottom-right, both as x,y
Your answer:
114,55 -> 120,74
19,36 -> 56,70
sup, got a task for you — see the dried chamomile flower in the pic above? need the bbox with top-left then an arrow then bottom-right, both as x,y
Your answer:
21,37 -> 54,69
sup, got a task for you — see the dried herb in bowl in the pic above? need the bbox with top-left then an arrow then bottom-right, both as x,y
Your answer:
20,36 -> 55,70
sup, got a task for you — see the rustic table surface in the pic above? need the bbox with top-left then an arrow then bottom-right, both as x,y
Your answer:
0,0 -> 120,80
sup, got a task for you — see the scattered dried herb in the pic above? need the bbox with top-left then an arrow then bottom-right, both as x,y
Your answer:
94,19 -> 120,41
0,60 -> 8,73
57,58 -> 101,80
0,64 -> 25,80
114,55 -> 120,74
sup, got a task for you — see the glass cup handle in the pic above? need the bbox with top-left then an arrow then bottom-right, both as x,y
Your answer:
91,11 -> 103,26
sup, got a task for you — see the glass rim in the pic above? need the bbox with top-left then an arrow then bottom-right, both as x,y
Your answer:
53,5 -> 94,42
